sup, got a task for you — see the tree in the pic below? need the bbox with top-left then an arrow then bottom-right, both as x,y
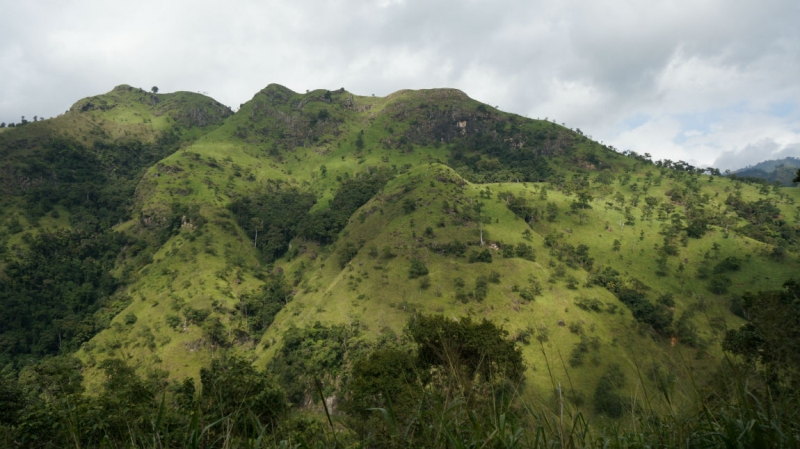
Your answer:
409,258 -> 429,278
794,168 -> 800,183
470,200 -> 488,245
151,86 -> 159,93
344,348 -> 418,417
408,314 -> 524,384
355,130 -> 364,152
594,364 -> 627,418
200,355 -> 287,433
595,171 -> 615,186
0,374 -> 24,426
249,217 -> 263,248
723,279 -> 800,383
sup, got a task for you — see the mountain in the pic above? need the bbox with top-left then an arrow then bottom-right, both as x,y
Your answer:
1,84 -> 799,446
731,156 -> 800,186
0,85 -> 232,362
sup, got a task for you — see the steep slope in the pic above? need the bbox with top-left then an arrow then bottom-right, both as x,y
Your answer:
69,84 -> 800,413
0,85 -> 232,365
0,84 -> 232,234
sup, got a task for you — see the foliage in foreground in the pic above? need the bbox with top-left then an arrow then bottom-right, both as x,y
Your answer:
1,303 -> 799,448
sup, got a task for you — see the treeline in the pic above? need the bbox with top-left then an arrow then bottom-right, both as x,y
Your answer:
13,135 -> 180,230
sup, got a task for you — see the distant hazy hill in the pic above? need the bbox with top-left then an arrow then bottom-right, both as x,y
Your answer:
732,156 -> 800,186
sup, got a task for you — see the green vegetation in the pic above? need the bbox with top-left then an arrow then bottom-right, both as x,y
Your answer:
731,156 -> 800,186
0,230 -> 136,365
0,83 -> 799,447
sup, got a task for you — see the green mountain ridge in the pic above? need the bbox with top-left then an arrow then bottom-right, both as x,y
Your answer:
1,83 -> 799,445
731,156 -> 800,186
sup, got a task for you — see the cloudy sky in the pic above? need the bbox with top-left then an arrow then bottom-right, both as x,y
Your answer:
1,0 -> 798,170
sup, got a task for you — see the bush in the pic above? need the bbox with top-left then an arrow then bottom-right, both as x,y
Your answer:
468,248 -> 493,263
714,256 -> 741,273
709,275 -> 732,294
502,244 -> 514,258
685,218 -> 708,238
419,276 -> 431,290
343,348 -> 419,418
338,241 -> 360,268
428,239 -> 466,257
165,314 -> 182,329
381,245 -> 396,259
656,292 -> 675,307
402,198 -> 416,214
474,276 -> 489,301
408,314 -> 524,384
575,297 -> 603,312
515,243 -> 536,261
184,307 -> 211,324
409,258 -> 429,278
593,364 -> 627,418
200,317 -> 226,346
616,288 -> 673,334
200,356 -> 287,432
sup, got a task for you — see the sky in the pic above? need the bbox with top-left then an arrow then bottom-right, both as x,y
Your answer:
1,0 -> 798,171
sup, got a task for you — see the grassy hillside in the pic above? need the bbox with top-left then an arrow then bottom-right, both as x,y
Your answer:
44,84 -> 798,415
1,84 -> 799,447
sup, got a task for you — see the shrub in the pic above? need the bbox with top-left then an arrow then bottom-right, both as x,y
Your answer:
686,218 -> 708,238
474,276 -> 489,301
343,348 -> 419,417
709,275 -> 732,294
409,258 -> 429,278
468,249 -> 493,263
419,276 -> 431,290
381,246 -> 396,259
338,242 -> 360,268
515,243 -> 536,261
402,198 -> 416,214
165,314 -> 182,329
184,307 -> 211,324
593,364 -> 627,418
502,244 -> 514,258
200,356 -> 286,431
714,256 -> 741,273
575,297 -> 603,312
656,292 -> 675,307
408,314 -> 524,383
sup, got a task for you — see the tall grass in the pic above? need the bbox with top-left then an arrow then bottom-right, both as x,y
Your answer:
2,355 -> 797,448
